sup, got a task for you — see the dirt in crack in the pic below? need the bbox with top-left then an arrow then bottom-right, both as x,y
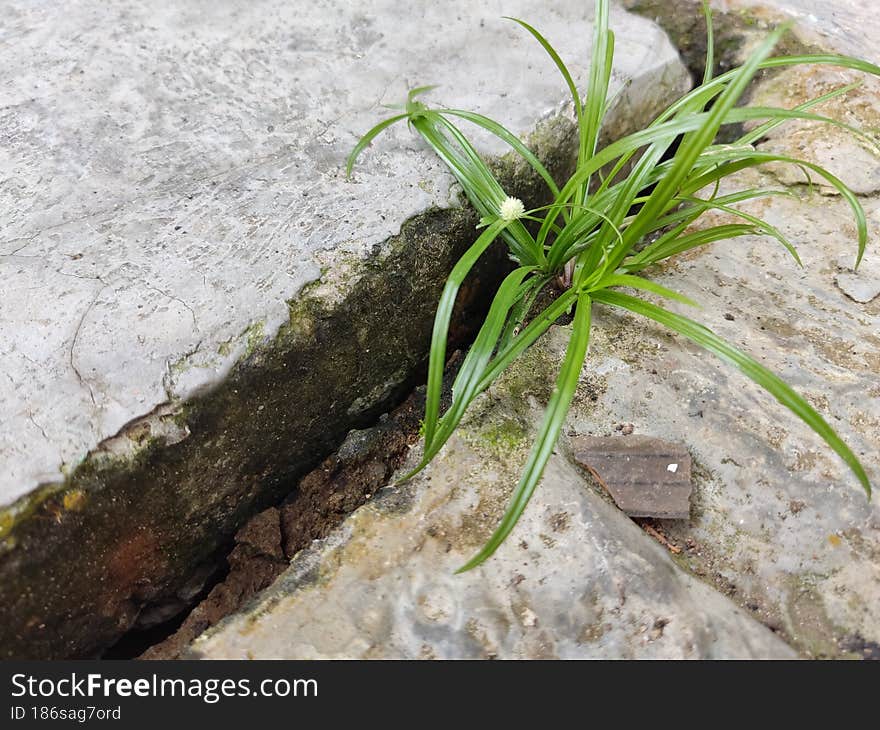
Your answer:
110,355 -> 462,660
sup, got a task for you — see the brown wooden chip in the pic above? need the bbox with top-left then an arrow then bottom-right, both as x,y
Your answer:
571,435 -> 692,519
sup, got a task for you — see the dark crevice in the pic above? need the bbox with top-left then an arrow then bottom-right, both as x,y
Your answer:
101,559 -> 229,659
122,354 -> 465,659
82,106 -> 580,665
92,216 -> 502,661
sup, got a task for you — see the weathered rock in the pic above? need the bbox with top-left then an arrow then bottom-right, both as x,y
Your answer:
621,0 -> 880,659
192,328 -> 794,659
198,0 -> 880,660
574,180 -> 880,658
836,272 -> 880,304
626,0 -> 880,97
746,66 -> 880,196
725,0 -> 880,62
0,1 -> 690,658
835,254 -> 880,304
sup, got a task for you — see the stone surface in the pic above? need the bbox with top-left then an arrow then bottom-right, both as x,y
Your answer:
836,272 -> 880,303
620,0 -> 880,660
573,180 -> 880,658
192,329 -> 794,659
626,0 -> 880,100
746,65 -> 880,196
197,0 -> 880,660
572,436 -> 693,518
0,0 -> 685,507
0,1 -> 690,657
835,254 -> 880,303
727,0 -> 880,62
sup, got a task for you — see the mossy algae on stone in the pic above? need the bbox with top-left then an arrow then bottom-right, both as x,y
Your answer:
0,128 -> 582,659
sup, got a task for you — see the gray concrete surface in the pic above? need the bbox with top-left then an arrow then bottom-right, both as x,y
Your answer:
0,0 -> 683,508
0,1 -> 691,657
729,0 -> 879,61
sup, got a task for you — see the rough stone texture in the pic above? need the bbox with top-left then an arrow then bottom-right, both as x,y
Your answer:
746,64 -> 880,196
0,1 -> 690,658
726,0 -> 880,62
572,182 -> 880,658
192,325 -> 795,659
614,0 -> 880,661
194,0 -> 880,660
626,0 -> 879,90
836,270 -> 880,304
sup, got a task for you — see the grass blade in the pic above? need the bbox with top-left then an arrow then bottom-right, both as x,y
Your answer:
593,290 -> 871,497
615,23 -> 790,265
345,113 -> 408,177
458,291 -> 593,571
701,0 -> 715,86
628,223 -> 762,268
505,17 -> 583,128
592,273 -> 700,307
681,151 -> 868,266
412,266 -> 535,474
439,108 -> 560,197
422,219 -> 509,450
477,288 -> 579,393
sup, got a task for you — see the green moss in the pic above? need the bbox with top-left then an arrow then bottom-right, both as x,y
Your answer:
168,353 -> 190,376
477,418 -> 528,458
736,10 -> 760,28
244,321 -> 266,357
494,339 -> 558,407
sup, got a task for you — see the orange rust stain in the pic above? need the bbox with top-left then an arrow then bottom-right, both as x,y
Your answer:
107,529 -> 164,586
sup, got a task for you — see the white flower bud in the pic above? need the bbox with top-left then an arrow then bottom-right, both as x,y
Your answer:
499,196 -> 525,222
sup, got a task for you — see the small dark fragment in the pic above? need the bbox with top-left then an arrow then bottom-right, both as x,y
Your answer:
572,435 -> 692,519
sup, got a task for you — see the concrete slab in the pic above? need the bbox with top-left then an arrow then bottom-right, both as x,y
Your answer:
0,0 -> 689,656
0,0 -> 688,512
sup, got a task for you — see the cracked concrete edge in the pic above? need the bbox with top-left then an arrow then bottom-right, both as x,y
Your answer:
1,0 -> 689,509
0,200 -> 495,659
0,59 -> 692,656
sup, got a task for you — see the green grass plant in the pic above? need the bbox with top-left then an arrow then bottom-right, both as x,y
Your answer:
347,0 -> 878,571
